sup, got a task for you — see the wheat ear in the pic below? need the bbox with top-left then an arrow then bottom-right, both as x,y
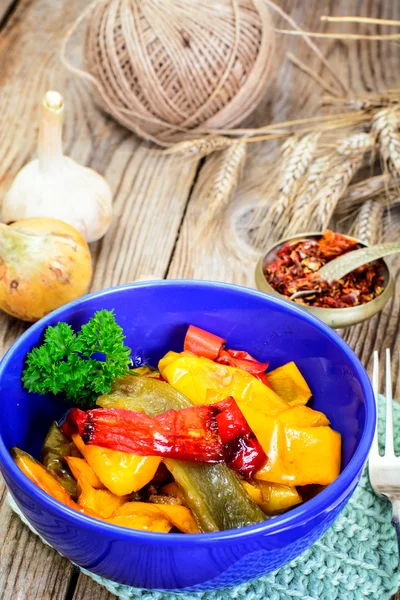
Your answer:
372,107 -> 400,176
313,154 -> 365,230
261,132 -> 321,242
336,132 -> 374,156
352,199 -> 384,245
336,174 -> 393,217
194,141 -> 247,245
159,135 -> 233,159
284,150 -> 341,235
205,141 -> 247,216
300,132 -> 373,230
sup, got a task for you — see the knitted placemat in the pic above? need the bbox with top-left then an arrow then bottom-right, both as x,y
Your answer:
7,396 -> 400,600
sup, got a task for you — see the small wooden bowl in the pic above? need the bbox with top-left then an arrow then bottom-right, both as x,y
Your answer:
255,232 -> 395,329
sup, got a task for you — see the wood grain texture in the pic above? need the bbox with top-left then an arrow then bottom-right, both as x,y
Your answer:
0,0 -> 197,598
0,0 -> 399,598
167,0 -> 400,386
0,0 -> 16,23
72,574 -> 116,600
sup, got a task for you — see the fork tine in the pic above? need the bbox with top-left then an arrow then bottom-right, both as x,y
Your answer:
385,348 -> 394,456
370,350 -> 380,460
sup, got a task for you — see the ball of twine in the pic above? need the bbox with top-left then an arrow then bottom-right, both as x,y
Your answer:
65,0 -> 275,146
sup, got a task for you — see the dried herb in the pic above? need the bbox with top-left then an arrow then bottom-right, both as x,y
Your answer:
264,230 -> 385,308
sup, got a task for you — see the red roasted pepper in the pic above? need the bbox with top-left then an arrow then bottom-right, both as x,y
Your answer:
216,348 -> 270,386
216,397 -> 267,479
216,396 -> 250,444
224,435 -> 267,480
63,405 -> 223,463
184,325 -> 225,360
184,325 -> 270,386
62,397 -> 267,479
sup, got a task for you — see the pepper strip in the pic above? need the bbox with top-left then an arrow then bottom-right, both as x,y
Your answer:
63,405 -> 223,463
183,325 -> 270,385
216,397 -> 267,478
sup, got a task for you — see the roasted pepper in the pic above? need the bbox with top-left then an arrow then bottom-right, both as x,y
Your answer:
40,422 -> 77,497
158,354 -> 340,487
12,448 -> 98,518
71,433 -> 161,496
77,478 -> 128,518
109,502 -> 200,534
65,405 -> 224,463
242,480 -> 302,515
216,396 -> 267,478
184,324 -> 225,360
184,325 -> 270,384
267,362 -> 312,406
12,448 -> 190,532
158,351 -> 288,414
97,375 -> 266,531
64,456 -> 105,489
247,410 -> 341,486
278,405 -> 329,427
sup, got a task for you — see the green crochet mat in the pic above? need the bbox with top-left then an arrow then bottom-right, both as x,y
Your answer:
7,396 -> 400,600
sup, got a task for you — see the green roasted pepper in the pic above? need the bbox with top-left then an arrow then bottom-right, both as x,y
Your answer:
40,422 -> 77,497
97,374 -> 265,531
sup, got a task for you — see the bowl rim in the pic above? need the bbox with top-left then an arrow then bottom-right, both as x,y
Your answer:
255,230 -> 394,314
0,279 -> 376,545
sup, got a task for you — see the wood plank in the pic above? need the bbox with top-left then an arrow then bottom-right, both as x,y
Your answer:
0,0 -> 198,598
72,574 -> 116,600
0,0 -> 16,23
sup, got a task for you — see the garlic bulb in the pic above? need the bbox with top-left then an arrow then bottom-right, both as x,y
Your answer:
2,91 -> 112,243
0,217 -> 92,322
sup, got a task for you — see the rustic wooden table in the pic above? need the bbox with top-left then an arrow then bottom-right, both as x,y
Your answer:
0,0 -> 399,598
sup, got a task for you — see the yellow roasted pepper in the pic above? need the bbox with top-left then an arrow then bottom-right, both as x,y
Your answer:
72,434 -> 161,496
267,362 -> 312,406
159,351 -> 341,488
65,456 -> 105,489
159,351 -> 289,415
277,405 -> 330,427
77,478 -> 128,518
110,502 -> 200,533
250,411 -> 341,486
242,480 -> 302,514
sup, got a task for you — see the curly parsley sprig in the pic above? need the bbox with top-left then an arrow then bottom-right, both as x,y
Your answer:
22,310 -> 132,406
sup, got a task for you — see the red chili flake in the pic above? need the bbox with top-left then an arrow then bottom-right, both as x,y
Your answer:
264,230 -> 385,308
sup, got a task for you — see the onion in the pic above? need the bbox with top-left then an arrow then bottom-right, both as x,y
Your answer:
0,217 -> 92,322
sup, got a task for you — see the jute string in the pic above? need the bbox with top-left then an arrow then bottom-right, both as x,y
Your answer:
61,0 -> 275,145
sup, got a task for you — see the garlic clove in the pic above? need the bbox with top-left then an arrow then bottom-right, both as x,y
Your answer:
2,91 -> 113,244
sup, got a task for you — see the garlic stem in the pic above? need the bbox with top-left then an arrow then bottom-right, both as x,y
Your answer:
38,91 -> 64,173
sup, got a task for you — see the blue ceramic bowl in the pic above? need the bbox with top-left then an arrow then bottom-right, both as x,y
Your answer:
0,281 -> 375,592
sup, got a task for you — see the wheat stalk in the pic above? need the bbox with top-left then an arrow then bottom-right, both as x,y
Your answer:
295,132 -> 374,230
352,199 -> 384,245
372,107 -> 400,176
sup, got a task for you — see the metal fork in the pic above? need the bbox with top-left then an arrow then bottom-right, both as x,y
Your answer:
368,349 -> 400,550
